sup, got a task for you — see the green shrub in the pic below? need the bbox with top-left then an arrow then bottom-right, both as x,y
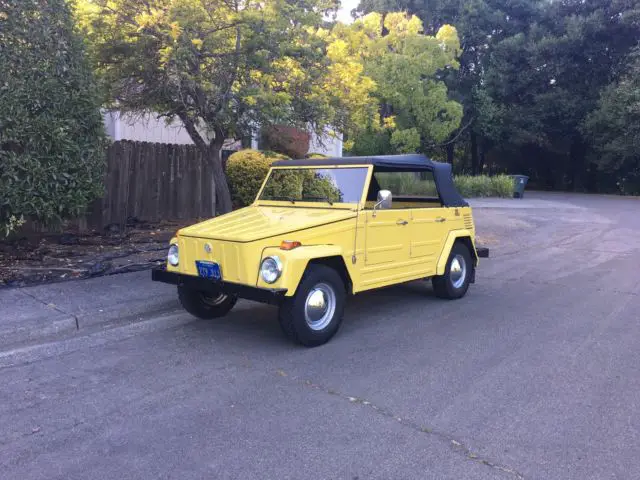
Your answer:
353,171 -> 512,199
306,153 -> 328,158
454,175 -> 513,198
226,149 -> 288,207
260,125 -> 310,159
262,150 -> 289,160
0,0 -> 107,235
377,172 -> 438,196
261,169 -> 342,202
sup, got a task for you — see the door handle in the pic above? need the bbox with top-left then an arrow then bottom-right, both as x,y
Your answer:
397,220 -> 408,225
435,217 -> 446,223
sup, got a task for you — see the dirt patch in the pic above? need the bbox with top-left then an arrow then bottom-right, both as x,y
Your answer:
0,219 -> 191,288
474,233 -> 500,246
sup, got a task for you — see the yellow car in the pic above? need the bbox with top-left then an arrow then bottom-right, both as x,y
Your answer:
152,154 -> 489,346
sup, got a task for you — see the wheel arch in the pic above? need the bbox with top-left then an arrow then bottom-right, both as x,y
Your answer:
307,256 -> 353,295
436,230 -> 479,275
258,245 -> 353,296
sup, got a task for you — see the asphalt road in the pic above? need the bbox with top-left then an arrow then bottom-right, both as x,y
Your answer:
1,192 -> 639,480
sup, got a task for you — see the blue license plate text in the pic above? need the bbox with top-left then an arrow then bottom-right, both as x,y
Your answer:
195,261 -> 221,280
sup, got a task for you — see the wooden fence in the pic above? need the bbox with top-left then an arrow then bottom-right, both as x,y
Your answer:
91,140 -> 222,228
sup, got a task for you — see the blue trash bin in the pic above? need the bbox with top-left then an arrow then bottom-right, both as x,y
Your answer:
511,175 -> 529,198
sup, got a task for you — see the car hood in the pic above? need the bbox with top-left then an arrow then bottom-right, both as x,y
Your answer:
178,206 -> 356,243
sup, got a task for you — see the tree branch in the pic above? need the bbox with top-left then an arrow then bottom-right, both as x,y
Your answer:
177,111 -> 207,150
428,116 -> 475,148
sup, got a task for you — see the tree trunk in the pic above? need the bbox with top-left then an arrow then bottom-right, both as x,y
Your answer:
446,142 -> 454,165
479,142 -> 486,174
586,161 -> 598,193
470,131 -> 479,175
569,137 -> 586,192
175,113 -> 230,215
207,144 -> 232,215
544,157 -> 555,190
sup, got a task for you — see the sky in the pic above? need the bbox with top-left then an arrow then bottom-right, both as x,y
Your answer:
336,0 -> 359,24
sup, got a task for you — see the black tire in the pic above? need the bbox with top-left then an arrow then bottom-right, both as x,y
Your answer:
278,264 -> 346,347
178,286 -> 237,319
432,242 -> 473,299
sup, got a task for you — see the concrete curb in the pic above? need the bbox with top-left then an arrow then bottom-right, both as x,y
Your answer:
0,270 -> 178,351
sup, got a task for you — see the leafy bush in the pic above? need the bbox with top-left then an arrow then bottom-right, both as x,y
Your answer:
260,125 -> 310,159
376,172 -> 512,198
0,0 -> 107,235
377,172 -> 439,196
454,175 -> 513,198
226,149 -> 289,207
261,169 -> 342,203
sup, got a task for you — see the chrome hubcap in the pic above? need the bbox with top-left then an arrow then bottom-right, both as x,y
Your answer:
201,293 -> 227,306
304,283 -> 336,331
450,254 -> 467,289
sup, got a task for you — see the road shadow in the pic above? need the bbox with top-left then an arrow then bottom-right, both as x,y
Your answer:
176,279 -> 440,348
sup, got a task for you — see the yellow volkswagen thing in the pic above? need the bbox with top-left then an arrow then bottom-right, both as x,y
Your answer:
152,154 -> 489,346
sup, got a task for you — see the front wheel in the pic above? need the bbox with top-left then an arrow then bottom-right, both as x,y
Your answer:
278,264 -> 346,347
178,286 -> 237,319
432,242 -> 473,299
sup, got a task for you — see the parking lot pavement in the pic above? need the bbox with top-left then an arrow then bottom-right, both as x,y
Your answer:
1,192 -> 639,479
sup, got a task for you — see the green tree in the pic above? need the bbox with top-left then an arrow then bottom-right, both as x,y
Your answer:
0,0 -> 106,235
480,0 -> 640,189
358,0 -> 544,170
583,49 -> 640,194
77,0 -> 375,214
332,12 -> 463,155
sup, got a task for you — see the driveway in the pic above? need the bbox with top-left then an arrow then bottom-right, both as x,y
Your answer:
1,192 -> 639,479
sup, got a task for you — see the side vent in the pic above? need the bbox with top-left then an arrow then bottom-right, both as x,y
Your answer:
463,214 -> 474,230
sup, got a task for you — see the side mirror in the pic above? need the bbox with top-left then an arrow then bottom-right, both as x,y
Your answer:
374,190 -> 392,212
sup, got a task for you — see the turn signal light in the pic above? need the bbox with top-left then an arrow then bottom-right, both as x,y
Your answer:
280,240 -> 302,250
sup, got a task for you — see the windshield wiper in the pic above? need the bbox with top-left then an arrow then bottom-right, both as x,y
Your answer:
269,196 -> 296,204
302,195 -> 334,205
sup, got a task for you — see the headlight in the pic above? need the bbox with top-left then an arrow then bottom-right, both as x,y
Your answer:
167,244 -> 179,266
260,256 -> 282,284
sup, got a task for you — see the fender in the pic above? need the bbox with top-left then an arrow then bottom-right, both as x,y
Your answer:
256,245 -> 349,296
435,230 -> 479,275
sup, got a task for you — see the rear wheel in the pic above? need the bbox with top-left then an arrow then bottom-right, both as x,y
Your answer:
178,286 -> 237,319
278,264 -> 346,347
432,242 -> 473,299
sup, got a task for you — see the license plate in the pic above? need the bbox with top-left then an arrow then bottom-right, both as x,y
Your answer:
195,261 -> 221,280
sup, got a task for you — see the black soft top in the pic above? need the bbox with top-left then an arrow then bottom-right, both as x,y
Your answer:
271,154 -> 468,207
271,154 -> 435,170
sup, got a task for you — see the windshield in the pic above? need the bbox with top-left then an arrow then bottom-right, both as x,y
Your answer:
259,167 -> 368,204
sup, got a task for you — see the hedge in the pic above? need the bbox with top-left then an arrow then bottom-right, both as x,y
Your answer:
377,173 -> 513,198
0,0 -> 107,235
226,149 -> 288,207
454,175 -> 513,198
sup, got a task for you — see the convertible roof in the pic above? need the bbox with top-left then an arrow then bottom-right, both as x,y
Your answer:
271,154 -> 436,170
271,154 -> 469,207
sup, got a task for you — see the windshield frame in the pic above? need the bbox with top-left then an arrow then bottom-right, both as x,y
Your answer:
254,164 -> 373,209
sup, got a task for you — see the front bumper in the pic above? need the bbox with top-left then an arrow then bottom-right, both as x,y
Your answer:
151,266 -> 287,305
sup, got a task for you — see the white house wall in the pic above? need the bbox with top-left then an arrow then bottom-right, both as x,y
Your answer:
103,110 -> 340,156
102,110 -> 227,146
308,130 -> 343,157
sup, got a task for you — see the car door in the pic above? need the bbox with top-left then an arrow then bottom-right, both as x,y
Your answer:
360,169 -> 451,286
363,208 -> 410,267
408,206 -> 453,276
